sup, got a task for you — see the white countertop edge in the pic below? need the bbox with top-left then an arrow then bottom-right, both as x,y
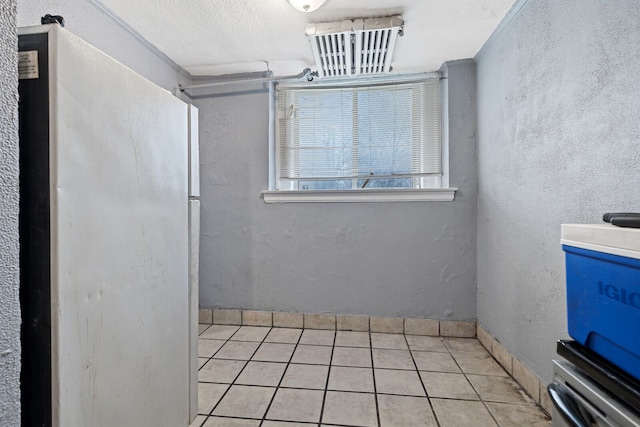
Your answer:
561,239 -> 640,261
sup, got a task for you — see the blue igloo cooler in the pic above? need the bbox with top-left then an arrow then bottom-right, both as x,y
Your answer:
561,224 -> 640,381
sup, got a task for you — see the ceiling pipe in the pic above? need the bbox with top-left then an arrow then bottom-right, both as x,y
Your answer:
179,68 -> 315,92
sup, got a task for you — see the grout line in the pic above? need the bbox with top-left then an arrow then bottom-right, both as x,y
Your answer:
259,327 -> 305,425
443,339 -> 501,426
204,326 -> 265,418
405,333 -> 442,427
369,331 -> 382,427
317,330 -> 336,427
191,414 -> 207,427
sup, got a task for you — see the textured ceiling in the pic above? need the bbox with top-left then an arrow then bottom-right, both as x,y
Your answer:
97,0 -> 516,77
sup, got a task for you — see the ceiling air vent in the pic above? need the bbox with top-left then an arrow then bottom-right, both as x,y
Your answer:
305,16 -> 404,79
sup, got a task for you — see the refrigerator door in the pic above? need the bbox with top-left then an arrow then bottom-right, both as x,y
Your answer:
188,198 -> 200,421
48,25 -> 190,426
188,104 -> 200,198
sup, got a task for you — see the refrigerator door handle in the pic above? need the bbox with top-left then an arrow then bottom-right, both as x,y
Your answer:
548,383 -> 594,427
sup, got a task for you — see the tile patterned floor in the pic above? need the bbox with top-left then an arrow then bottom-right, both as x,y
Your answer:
192,325 -> 551,427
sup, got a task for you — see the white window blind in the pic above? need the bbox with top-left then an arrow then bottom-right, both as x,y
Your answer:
276,79 -> 440,191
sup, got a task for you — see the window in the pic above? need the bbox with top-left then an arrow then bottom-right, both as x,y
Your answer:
264,76 -> 455,203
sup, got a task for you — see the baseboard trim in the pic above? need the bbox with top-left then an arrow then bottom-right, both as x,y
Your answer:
477,324 -> 552,415
199,308 -> 476,337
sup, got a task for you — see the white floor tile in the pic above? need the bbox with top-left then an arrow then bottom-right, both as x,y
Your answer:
196,327 -> 550,427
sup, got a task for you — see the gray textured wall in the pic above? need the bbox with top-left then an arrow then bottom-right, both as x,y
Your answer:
18,0 -> 189,91
195,59 -> 478,320
476,0 -> 640,382
0,1 -> 21,425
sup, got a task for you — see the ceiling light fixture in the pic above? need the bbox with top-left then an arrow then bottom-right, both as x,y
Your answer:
288,0 -> 327,13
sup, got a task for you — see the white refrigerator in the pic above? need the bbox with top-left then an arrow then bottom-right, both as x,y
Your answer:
18,24 -> 198,426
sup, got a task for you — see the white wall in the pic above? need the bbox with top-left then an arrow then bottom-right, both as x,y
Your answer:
476,0 -> 640,382
194,59 -> 479,320
17,0 -> 189,91
0,1 -> 21,425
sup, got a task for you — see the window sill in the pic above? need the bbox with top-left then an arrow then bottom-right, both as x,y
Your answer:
261,188 -> 458,203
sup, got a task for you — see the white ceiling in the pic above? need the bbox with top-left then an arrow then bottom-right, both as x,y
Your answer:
97,0 -> 516,77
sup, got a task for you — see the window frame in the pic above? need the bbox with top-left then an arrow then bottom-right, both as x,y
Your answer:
264,73 -> 456,203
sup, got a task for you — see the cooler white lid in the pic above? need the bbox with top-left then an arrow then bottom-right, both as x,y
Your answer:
561,223 -> 640,260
